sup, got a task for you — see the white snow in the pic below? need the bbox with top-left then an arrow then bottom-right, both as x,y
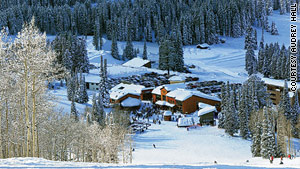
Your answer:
1,122 -> 300,168
163,110 -> 173,116
110,83 -> 145,100
155,100 -> 175,107
198,105 -> 217,116
198,102 -> 212,109
198,43 -> 210,48
169,75 -> 185,81
36,10 -> 300,169
152,83 -> 187,95
84,73 -> 101,83
121,97 -> 141,107
177,117 -> 196,127
166,88 -> 221,102
123,57 -> 150,68
262,77 -> 300,89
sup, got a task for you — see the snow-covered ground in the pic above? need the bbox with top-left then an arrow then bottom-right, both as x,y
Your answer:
32,10 -> 300,169
72,11 -> 299,83
1,121 -> 299,168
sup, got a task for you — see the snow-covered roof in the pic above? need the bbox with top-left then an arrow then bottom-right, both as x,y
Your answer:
169,75 -> 185,81
121,97 -> 141,107
198,43 -> 209,47
198,106 -> 217,116
198,103 -> 211,109
152,83 -> 186,95
84,74 -> 101,83
163,110 -> 172,116
262,78 -> 300,89
142,87 -> 155,91
110,83 -> 145,100
123,57 -> 150,68
177,117 -> 195,127
155,100 -> 175,107
166,89 -> 221,102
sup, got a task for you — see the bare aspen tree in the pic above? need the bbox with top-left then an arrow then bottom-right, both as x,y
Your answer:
7,18 -> 63,157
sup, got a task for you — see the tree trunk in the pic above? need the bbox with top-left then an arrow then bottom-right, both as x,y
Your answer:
5,99 -> 9,158
36,124 -> 39,158
32,76 -> 36,157
24,59 -> 31,157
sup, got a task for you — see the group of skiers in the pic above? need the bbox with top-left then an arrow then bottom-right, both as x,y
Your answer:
270,154 -> 295,164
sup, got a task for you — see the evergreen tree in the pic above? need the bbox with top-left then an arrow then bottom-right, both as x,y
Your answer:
71,97 -> 79,121
260,107 -> 276,159
258,47 -> 265,73
91,94 -> 99,123
271,22 -> 279,35
99,55 -> 110,107
111,34 -> 119,60
244,26 -> 255,50
262,44 -> 271,77
97,93 -> 105,125
280,80 -> 292,119
225,89 -> 238,136
67,75 -> 75,101
251,110 -> 262,157
158,37 -> 173,74
280,0 -> 287,14
218,83 -> 226,129
174,29 -> 184,72
75,71 -> 88,103
143,41 -> 147,60
260,29 -> 264,49
100,36 -> 103,50
123,39 -> 135,60
232,12 -> 242,38
239,89 -> 249,139
254,29 -> 258,50
93,15 -> 100,50
245,47 -> 257,75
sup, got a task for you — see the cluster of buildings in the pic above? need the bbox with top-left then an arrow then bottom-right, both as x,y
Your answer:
108,82 -> 221,125
83,58 -> 300,126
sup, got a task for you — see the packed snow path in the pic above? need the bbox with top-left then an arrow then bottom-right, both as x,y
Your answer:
132,121 -> 300,168
0,157 -> 299,168
1,122 -> 299,169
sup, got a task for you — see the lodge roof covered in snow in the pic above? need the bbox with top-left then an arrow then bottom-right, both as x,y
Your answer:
110,83 -> 145,100
262,78 -> 300,89
121,97 -> 141,107
198,105 -> 217,116
152,83 -> 186,95
166,89 -> 221,102
123,57 -> 151,68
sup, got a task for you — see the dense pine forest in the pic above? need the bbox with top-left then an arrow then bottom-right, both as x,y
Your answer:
218,76 -> 300,158
0,0 -> 297,45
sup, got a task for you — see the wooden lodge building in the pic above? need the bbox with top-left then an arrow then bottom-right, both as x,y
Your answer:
263,78 -> 300,105
152,84 -> 221,114
109,83 -> 154,106
109,82 -> 221,114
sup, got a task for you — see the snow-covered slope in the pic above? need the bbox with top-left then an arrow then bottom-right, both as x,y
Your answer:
1,121 -> 299,168
79,11 -> 299,83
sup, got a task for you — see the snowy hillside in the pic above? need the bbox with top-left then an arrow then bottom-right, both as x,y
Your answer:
0,121 -> 299,168
76,11 -> 299,83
